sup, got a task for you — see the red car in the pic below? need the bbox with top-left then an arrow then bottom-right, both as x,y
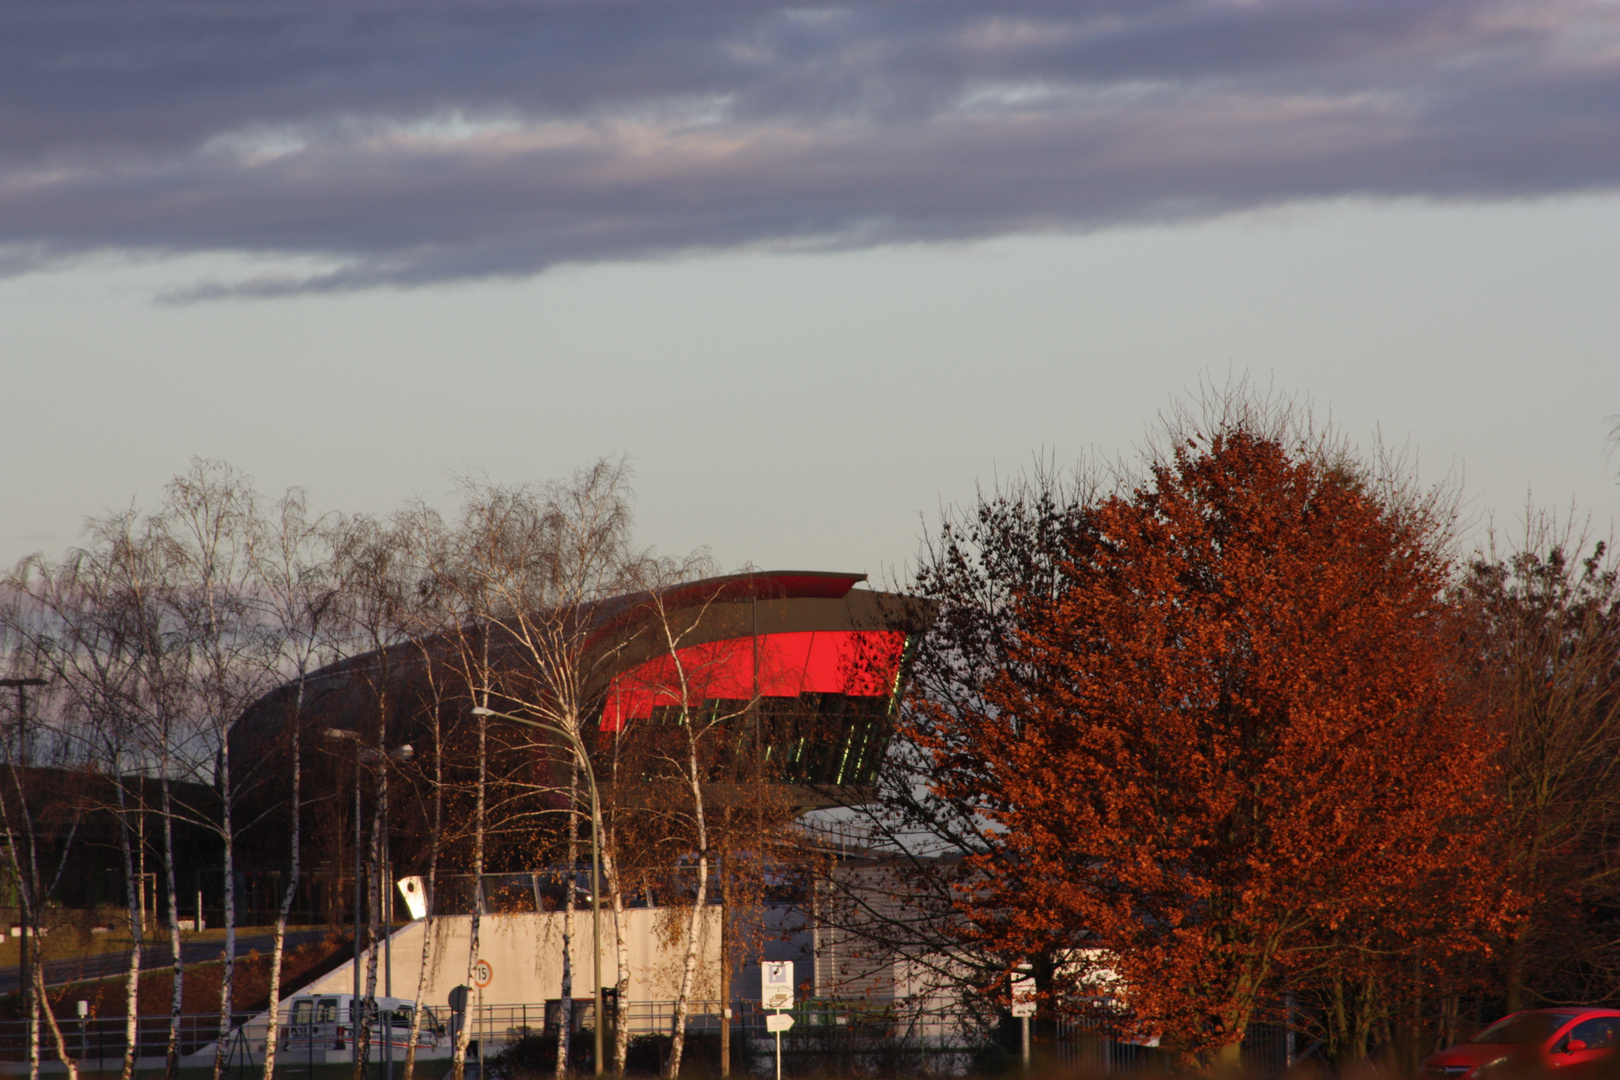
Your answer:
1423,1009 -> 1620,1078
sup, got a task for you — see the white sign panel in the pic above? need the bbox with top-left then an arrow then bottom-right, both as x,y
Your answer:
397,876 -> 427,921
765,1013 -> 794,1033
1010,966 -> 1036,1018
762,961 -> 795,1010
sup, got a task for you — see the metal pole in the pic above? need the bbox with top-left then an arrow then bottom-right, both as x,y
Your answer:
775,1029 -> 782,1080
384,846 -> 392,1000
1021,1016 -> 1030,1073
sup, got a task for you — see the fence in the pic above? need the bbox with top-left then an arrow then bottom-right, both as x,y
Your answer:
0,1001 -> 1296,1076
1055,1017 -> 1292,1076
0,1012 -> 263,1068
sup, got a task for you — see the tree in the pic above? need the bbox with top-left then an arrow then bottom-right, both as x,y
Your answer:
393,462 -> 657,1080
929,426 -> 1498,1066
248,488 -> 342,1080
0,634 -> 87,1080
805,467 -> 1085,1048
1459,518 -> 1620,1011
9,538 -> 147,1080
159,461 -> 276,1080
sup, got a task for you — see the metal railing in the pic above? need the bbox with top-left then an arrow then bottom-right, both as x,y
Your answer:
0,1000 -> 1295,1076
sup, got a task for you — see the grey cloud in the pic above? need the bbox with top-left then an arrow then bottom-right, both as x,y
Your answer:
2,0 -> 1616,295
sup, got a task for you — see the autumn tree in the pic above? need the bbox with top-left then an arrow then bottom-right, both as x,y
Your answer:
808,466 -> 1090,1036
1459,517 -> 1620,1011
929,426 -> 1499,1067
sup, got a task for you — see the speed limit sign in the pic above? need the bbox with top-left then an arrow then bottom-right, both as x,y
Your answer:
473,959 -> 494,988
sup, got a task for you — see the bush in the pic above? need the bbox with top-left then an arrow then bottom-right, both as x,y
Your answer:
623,1031 -> 724,1077
486,1029 -> 595,1079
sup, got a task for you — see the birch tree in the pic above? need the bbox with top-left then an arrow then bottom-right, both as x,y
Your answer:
160,461 -> 275,1080
10,547 -> 154,1080
248,489 -> 342,1080
0,632 -> 85,1080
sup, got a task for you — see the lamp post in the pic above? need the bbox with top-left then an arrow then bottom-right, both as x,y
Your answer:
470,706 -> 605,1078
323,727 -> 414,1065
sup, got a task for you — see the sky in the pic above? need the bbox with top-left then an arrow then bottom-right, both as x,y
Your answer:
3,0 -> 1618,581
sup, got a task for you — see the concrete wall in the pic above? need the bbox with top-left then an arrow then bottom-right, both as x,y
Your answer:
299,908 -> 724,1008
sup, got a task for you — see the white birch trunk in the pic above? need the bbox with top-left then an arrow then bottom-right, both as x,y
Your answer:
450,707 -> 486,1080
212,739 -> 236,1080
555,765 -> 578,1080
34,965 -> 80,1080
601,846 -> 632,1076
161,776 -> 184,1080
116,776 -> 144,1080
665,730 -> 709,1080
261,678 -> 304,1080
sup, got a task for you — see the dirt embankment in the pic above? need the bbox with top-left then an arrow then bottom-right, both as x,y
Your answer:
1,934 -> 350,1020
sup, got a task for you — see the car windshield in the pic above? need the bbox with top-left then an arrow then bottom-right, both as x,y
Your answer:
1469,1014 -> 1578,1045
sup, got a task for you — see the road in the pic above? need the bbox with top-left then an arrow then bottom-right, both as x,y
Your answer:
0,929 -> 332,995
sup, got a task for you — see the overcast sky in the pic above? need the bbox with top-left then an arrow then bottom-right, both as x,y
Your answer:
3,0 -> 1618,578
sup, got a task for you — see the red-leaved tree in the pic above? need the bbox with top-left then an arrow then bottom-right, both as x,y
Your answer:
929,428 -> 1502,1066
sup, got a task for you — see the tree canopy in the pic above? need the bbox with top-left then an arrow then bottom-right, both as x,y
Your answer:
926,428 -> 1502,1064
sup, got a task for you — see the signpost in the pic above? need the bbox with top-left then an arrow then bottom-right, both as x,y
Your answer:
471,961 -> 493,1075
762,962 -> 794,1080
1011,965 -> 1035,1072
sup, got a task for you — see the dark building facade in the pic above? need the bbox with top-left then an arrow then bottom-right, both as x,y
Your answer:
227,571 -> 931,923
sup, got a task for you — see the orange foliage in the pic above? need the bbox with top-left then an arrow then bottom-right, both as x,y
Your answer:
932,430 -> 1503,1063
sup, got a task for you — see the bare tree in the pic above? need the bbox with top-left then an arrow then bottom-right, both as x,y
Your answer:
614,569 -> 756,1080
49,507 -> 202,1080
1460,513 -> 1620,1010
417,461 -> 667,1077
248,488 -> 342,1080
327,514 -> 420,1080
0,622 -> 86,1080
398,637 -> 450,1080
159,460 -> 278,1080
10,543 -> 155,1080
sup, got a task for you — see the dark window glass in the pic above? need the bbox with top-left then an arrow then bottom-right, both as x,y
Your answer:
1470,1013 -> 1577,1045
1568,1018 -> 1617,1049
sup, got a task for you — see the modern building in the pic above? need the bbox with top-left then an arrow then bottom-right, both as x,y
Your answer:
226,568 -> 932,989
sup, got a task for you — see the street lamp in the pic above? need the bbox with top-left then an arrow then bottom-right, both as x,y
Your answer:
323,727 -> 414,1064
470,706 -> 605,1078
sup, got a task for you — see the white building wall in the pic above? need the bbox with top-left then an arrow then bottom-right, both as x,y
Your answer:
299,907 -> 723,1007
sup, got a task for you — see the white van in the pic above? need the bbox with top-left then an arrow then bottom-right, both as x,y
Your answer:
280,994 -> 446,1056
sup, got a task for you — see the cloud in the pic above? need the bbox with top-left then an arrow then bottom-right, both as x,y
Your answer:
3,0 -> 1617,296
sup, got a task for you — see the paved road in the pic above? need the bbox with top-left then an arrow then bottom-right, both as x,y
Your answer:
0,928 -> 332,994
